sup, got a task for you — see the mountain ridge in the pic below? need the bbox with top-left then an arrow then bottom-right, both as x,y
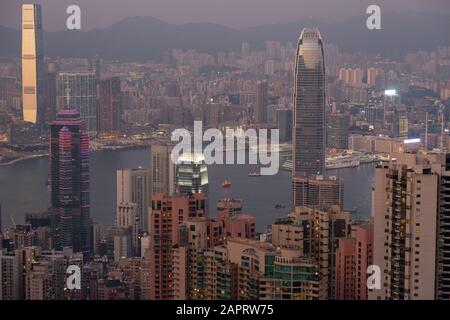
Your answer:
0,12 -> 449,61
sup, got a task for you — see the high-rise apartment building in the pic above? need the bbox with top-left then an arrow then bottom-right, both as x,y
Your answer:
271,205 -> 351,299
149,193 -> 207,299
0,251 -> 21,300
334,222 -> 373,300
149,143 -> 175,196
260,248 -> 321,300
50,109 -> 91,254
56,72 -> 98,136
21,4 -> 44,125
370,149 -> 450,300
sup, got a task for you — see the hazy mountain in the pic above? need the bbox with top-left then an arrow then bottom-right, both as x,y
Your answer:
1,12 -> 449,61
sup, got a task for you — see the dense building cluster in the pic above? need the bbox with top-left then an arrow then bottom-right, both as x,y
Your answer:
1,3 -> 450,300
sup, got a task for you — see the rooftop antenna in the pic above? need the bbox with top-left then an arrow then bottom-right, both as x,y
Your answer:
440,109 -> 445,151
425,112 -> 428,150
65,82 -> 71,110
9,215 -> 16,228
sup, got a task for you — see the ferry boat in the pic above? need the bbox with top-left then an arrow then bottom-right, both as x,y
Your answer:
281,156 -> 360,171
222,179 -> 232,188
325,156 -> 360,169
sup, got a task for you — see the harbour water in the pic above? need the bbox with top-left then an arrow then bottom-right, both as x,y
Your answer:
0,148 -> 375,231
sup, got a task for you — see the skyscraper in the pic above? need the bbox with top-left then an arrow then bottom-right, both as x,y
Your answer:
326,113 -> 349,149
50,109 -> 91,254
21,4 -> 44,125
150,143 -> 175,196
98,77 -> 121,136
117,168 -> 151,237
149,193 -> 206,299
292,28 -> 326,176
276,108 -> 292,142
370,149 -> 450,300
57,72 -> 98,136
291,175 -> 343,208
175,152 -> 209,197
255,80 -> 268,123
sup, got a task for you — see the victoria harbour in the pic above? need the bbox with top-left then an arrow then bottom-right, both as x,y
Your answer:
0,148 -> 375,230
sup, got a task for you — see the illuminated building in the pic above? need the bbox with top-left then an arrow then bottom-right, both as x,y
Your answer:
21,4 -> 44,125
50,109 -> 91,254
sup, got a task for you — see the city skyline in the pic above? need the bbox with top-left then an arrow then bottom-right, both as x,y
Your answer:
1,1 -> 450,302
2,0 -> 450,31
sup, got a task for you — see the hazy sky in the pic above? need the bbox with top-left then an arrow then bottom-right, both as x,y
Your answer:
1,0 -> 450,31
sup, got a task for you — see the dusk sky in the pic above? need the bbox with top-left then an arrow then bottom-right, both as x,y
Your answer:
1,0 -> 450,31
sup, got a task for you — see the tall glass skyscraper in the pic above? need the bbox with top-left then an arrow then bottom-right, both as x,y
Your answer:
50,109 -> 91,254
57,72 -> 98,136
21,4 -> 44,125
175,153 -> 209,197
255,80 -> 268,123
292,28 -> 325,176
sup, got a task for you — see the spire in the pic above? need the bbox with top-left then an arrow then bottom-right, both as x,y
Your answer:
65,81 -> 71,109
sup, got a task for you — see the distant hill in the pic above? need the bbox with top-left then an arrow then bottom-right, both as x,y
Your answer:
1,12 -> 449,61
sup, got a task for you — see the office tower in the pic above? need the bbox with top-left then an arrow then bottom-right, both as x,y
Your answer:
91,223 -> 102,256
334,222 -> 373,300
110,226 -> 133,262
116,202 -> 139,257
175,152 -> 209,197
327,113 -> 349,149
292,175 -> 343,208
98,77 -> 121,136
0,251 -> 21,300
50,109 -> 91,254
44,70 -> 57,123
0,77 -> 21,112
276,108 -> 292,142
149,193 -> 206,300
117,168 -> 151,236
292,28 -> 326,176
57,72 -> 98,136
255,80 -> 268,123
21,4 -> 44,125
150,143 -> 175,196
272,205 -> 351,299
370,150 -> 450,300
